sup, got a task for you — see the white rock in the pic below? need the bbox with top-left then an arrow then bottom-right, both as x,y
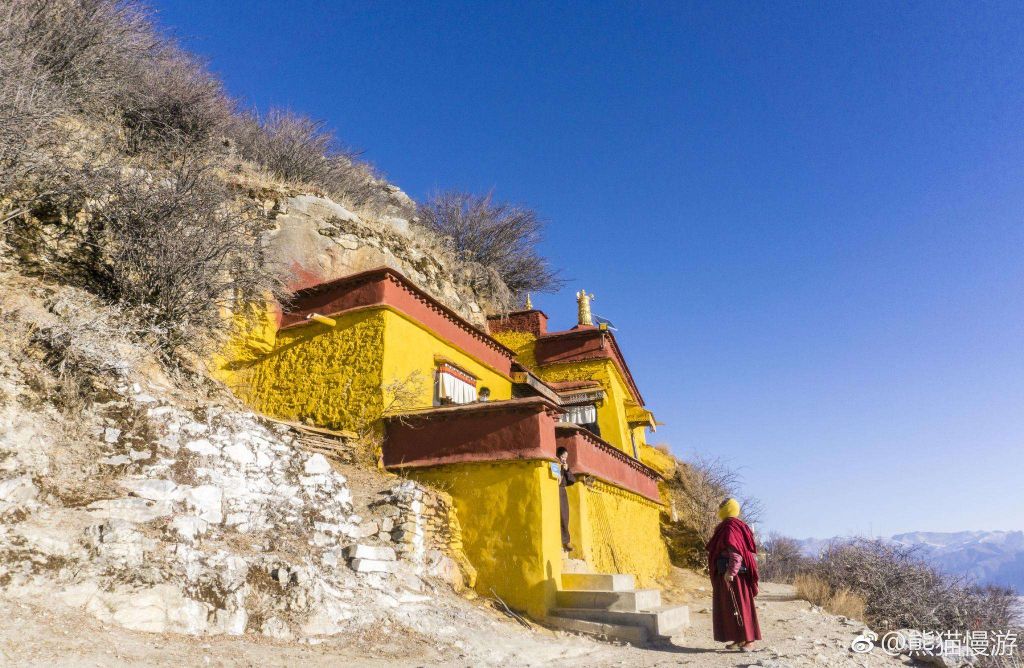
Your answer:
304,454 -> 332,475
261,617 -> 293,640
346,544 -> 397,561
129,449 -> 151,461
99,455 -> 132,466
169,516 -> 208,541
223,442 -> 255,465
181,422 -> 208,435
183,485 -> 223,524
103,427 -> 121,443
216,607 -> 248,635
350,558 -> 396,573
86,498 -> 172,523
0,475 -> 38,504
185,439 -> 218,456
122,478 -> 179,502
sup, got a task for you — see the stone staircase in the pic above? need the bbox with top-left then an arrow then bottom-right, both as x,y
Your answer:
544,565 -> 690,645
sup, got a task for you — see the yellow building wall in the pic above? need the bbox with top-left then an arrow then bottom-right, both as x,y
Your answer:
567,480 -> 669,587
535,359 -> 634,454
211,301 -> 280,392
380,310 -> 513,411
217,309 -> 387,431
407,460 -> 563,619
490,329 -> 538,370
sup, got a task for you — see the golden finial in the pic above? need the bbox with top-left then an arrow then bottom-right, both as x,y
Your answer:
576,290 -> 594,326
525,293 -> 533,310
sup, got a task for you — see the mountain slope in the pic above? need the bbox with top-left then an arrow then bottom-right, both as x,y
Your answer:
796,531 -> 1024,590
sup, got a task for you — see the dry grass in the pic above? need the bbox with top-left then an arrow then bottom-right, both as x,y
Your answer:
794,573 -> 866,621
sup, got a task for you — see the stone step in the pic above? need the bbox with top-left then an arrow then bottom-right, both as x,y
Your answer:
560,572 -> 635,592
552,604 -> 690,639
556,588 -> 662,612
543,613 -> 649,645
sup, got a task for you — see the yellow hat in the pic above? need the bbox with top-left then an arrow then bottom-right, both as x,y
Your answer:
717,498 -> 740,520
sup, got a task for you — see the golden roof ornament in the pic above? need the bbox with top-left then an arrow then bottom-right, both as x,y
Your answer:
576,290 -> 595,326
524,293 -> 533,310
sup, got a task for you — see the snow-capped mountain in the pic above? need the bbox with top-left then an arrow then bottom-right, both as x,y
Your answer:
795,530 -> 1024,590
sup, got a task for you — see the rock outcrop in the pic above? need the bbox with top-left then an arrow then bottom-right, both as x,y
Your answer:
263,193 -> 512,327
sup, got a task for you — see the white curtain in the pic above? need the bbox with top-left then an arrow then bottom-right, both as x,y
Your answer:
437,371 -> 477,405
561,404 -> 597,425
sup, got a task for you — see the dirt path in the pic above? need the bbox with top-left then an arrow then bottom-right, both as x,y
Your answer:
0,575 -> 907,667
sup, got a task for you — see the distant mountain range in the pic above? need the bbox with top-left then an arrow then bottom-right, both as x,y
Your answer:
795,531 -> 1024,591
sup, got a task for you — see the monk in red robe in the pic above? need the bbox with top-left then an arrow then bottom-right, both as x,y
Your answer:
707,497 -> 761,651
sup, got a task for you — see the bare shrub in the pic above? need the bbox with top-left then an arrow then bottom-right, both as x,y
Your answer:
674,456 -> 763,542
86,154 -> 280,353
118,47 -> 233,153
660,456 -> 763,570
230,108 -> 391,210
761,533 -> 810,583
416,191 -> 562,297
811,539 -> 1019,633
8,0 -> 157,116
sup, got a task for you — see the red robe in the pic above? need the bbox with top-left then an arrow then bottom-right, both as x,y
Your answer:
706,517 -> 762,643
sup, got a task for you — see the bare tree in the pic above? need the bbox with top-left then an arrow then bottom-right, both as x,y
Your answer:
674,456 -> 763,541
87,153 -> 280,353
660,455 -> 764,570
9,0 -> 158,115
760,533 -> 809,583
416,191 -> 562,297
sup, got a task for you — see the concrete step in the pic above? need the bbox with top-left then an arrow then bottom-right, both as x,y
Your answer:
552,604 -> 690,639
561,557 -> 591,574
556,588 -> 662,612
544,613 -> 649,645
560,572 -> 635,592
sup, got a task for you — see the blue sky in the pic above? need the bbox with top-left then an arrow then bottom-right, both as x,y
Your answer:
152,1 -> 1024,538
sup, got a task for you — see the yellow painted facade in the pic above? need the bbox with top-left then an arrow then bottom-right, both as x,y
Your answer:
380,309 -> 513,409
213,305 -> 514,431
537,359 -> 637,456
567,480 -> 670,587
489,329 -> 649,457
408,460 -> 564,618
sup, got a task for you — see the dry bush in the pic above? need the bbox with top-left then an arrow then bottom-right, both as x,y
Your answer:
811,539 -> 1019,633
761,533 -> 810,583
118,46 -> 234,153
660,456 -> 763,570
86,155 -> 280,353
230,108 -> 392,211
6,0 -> 157,116
674,456 -> 763,542
416,191 -> 562,297
794,573 -> 866,620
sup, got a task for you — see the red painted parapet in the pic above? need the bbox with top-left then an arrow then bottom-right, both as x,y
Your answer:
278,267 -> 516,376
534,328 -> 645,406
486,309 -> 549,337
556,425 -> 663,503
383,398 -> 562,469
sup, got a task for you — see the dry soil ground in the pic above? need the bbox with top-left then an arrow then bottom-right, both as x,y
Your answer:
0,570 -> 909,667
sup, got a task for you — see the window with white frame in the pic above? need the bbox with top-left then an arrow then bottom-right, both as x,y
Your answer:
434,362 -> 478,405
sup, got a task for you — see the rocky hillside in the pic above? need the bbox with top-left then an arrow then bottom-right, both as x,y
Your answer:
0,275 -> 488,641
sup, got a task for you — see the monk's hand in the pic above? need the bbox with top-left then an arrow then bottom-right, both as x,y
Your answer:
724,574 -> 734,582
